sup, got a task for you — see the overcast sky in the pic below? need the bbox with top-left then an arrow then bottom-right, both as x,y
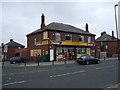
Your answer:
0,1 -> 119,47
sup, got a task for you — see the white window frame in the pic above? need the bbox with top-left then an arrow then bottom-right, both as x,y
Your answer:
65,34 -> 72,42
55,33 -> 60,41
88,36 -> 91,43
79,35 -> 84,42
34,38 -> 36,45
43,31 -> 48,39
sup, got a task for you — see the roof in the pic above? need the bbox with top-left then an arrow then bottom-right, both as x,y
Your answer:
26,22 -> 95,36
5,39 -> 25,47
95,33 -> 117,42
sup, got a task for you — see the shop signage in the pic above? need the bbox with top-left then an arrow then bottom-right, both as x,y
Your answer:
36,40 -> 95,46
88,43 -> 94,46
50,42 -> 62,45
36,41 -> 48,46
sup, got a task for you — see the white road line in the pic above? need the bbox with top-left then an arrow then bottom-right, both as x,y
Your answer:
50,70 -> 85,78
2,81 -> 26,86
96,65 -> 115,70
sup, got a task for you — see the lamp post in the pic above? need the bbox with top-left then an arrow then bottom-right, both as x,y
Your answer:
2,43 -> 5,68
114,4 -> 120,61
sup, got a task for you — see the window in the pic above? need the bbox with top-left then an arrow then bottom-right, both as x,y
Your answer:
65,34 -> 72,41
88,36 -> 91,43
55,33 -> 60,41
105,45 -> 108,49
79,35 -> 84,42
43,31 -> 48,39
34,38 -> 36,45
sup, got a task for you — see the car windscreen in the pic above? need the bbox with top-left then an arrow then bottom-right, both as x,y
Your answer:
81,56 -> 87,59
11,57 -> 20,60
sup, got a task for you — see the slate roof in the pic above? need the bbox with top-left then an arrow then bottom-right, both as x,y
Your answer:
26,22 -> 95,36
5,39 -> 25,47
95,33 -> 117,42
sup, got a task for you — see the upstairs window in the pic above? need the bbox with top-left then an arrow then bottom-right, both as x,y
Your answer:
34,38 -> 36,45
43,31 -> 48,39
79,35 -> 84,42
65,34 -> 72,41
55,33 -> 60,41
88,36 -> 91,43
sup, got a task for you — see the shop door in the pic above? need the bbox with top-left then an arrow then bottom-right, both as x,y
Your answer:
68,47 -> 74,60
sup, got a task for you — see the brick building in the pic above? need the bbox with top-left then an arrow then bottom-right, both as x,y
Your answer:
5,39 -> 25,59
95,31 -> 120,58
26,14 -> 96,61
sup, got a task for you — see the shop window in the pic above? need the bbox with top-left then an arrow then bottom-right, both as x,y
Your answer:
55,33 -> 60,41
79,35 -> 84,42
88,36 -> 91,43
65,34 -> 72,41
43,31 -> 48,39
34,38 -> 36,45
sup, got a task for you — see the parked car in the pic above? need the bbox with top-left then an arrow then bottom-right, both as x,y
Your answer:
77,55 -> 100,65
10,57 -> 27,64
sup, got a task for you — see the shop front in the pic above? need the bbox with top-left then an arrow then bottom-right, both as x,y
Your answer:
36,40 -> 95,62
56,46 -> 92,61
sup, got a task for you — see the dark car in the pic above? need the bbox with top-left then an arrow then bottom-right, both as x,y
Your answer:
10,57 -> 27,64
77,55 -> 100,65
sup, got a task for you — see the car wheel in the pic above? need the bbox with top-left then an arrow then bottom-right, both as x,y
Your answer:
86,61 -> 89,65
10,61 -> 13,64
97,61 -> 100,64
13,61 -> 15,64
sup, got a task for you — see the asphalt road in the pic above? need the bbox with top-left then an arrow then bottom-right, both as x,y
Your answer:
2,59 -> 118,89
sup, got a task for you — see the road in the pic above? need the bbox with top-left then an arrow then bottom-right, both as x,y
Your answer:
2,59 -> 118,89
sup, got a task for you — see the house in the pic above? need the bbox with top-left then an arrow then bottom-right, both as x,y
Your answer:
5,39 -> 25,59
26,13 -> 96,61
95,31 -> 120,58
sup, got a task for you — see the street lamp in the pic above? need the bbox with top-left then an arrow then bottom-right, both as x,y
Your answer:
114,4 -> 120,61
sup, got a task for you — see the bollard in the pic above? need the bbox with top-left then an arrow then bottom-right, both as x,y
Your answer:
2,60 -> 4,68
24,61 -> 26,67
38,60 -> 40,66
52,60 -> 54,65
64,59 -> 66,64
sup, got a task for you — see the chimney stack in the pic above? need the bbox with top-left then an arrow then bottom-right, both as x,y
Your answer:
85,23 -> 89,32
112,31 -> 114,37
101,31 -> 106,36
40,13 -> 45,29
10,39 -> 13,42
112,31 -> 115,39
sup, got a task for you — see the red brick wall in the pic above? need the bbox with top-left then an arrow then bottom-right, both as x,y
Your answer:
95,41 -> 120,57
6,46 -> 18,59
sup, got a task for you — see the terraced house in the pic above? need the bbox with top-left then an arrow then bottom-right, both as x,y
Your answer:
26,14 -> 96,61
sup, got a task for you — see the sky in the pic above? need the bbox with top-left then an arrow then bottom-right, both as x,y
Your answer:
0,0 -> 119,47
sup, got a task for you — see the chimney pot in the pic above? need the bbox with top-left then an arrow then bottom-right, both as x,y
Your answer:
10,39 -> 13,41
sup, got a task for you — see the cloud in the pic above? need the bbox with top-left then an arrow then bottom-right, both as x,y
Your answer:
1,2 -> 118,46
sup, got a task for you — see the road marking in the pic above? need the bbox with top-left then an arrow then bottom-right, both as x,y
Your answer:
2,81 -> 26,86
50,70 -> 85,78
96,66 -> 115,70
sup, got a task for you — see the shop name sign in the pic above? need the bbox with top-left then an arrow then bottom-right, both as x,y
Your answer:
50,42 -> 62,45
36,41 -> 48,46
87,43 -> 94,46
36,40 -> 95,46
